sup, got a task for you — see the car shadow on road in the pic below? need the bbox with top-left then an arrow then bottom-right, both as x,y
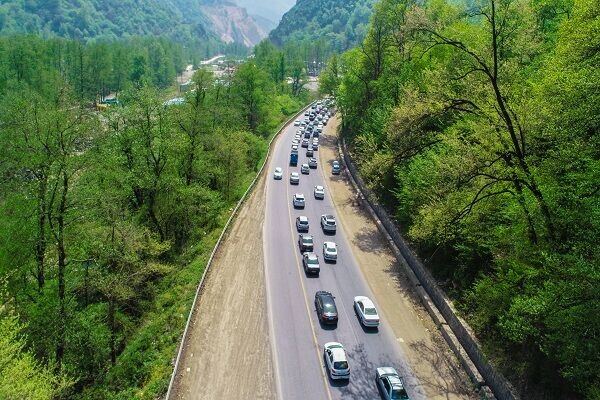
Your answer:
408,338 -> 476,399
318,320 -> 338,331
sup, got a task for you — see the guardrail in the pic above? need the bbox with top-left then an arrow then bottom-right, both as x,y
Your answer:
338,137 -> 519,400
164,103 -> 313,399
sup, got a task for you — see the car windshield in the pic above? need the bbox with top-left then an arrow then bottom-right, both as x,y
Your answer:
333,361 -> 348,370
365,307 -> 377,315
391,387 -> 409,399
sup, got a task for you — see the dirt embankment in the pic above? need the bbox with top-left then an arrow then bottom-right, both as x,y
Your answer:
171,175 -> 276,400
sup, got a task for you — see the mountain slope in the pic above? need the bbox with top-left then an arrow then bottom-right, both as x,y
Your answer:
0,0 -> 214,41
234,0 -> 296,24
200,1 -> 268,47
0,0 -> 268,47
269,0 -> 376,51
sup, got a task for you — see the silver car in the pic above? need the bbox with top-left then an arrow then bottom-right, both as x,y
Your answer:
314,185 -> 325,199
323,241 -> 337,262
293,193 -> 305,208
290,172 -> 300,184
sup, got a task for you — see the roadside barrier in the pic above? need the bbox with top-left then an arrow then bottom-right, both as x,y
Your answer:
338,137 -> 519,400
165,103 -> 313,399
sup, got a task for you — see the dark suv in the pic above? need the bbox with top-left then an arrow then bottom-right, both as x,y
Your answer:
315,291 -> 338,324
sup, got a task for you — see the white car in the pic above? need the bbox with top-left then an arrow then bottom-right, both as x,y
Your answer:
376,367 -> 409,399
323,241 -> 337,262
314,185 -> 325,199
293,193 -> 305,208
309,158 -> 318,168
290,172 -> 300,184
320,214 -> 336,233
323,342 -> 350,380
301,163 -> 310,174
294,119 -> 301,126
292,139 -> 300,146
312,141 -> 319,150
353,296 -> 380,327
273,167 -> 283,180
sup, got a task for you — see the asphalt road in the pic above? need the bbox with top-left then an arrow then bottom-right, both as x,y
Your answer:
264,113 -> 428,400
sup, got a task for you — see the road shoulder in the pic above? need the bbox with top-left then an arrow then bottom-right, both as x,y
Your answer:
171,174 -> 276,400
319,117 -> 476,400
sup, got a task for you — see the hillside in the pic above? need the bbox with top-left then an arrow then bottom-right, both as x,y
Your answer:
0,0 -> 269,47
269,0 -> 376,51
200,0 -> 268,47
234,0 -> 296,25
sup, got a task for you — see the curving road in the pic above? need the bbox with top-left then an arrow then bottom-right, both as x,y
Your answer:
264,111 -> 428,400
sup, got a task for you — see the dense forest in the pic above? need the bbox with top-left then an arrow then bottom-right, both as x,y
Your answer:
321,0 -> 599,398
0,0 -> 250,57
0,34 -> 310,399
269,0 -> 376,52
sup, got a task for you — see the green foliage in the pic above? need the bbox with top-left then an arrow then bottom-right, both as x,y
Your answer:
334,0 -> 598,397
269,0 -> 377,52
0,285 -> 72,399
0,33 -> 308,399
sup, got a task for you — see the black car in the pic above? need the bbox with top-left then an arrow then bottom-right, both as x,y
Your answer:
315,291 -> 338,324
298,234 -> 314,252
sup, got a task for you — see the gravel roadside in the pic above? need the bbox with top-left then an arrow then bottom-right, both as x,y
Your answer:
171,174 -> 276,400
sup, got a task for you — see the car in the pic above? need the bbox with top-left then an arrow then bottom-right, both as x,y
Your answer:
376,367 -> 409,399
353,296 -> 380,327
321,214 -> 337,233
293,193 -> 305,208
296,216 -> 309,232
294,119 -> 301,126
312,141 -> 319,150
304,111 -> 310,116
306,147 -> 314,157
315,291 -> 338,324
291,144 -> 299,152
301,163 -> 310,174
273,167 -> 283,180
314,185 -> 325,199
290,172 -> 300,184
292,139 -> 300,146
323,342 -> 349,380
323,241 -> 337,262
302,139 -> 310,148
309,158 -> 318,168
303,252 -> 320,275
332,161 -> 341,175
298,234 -> 314,252
317,123 -> 324,131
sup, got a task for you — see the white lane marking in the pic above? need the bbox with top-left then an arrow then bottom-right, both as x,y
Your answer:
285,130 -> 334,400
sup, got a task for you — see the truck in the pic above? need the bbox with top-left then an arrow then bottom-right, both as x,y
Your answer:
290,149 -> 298,166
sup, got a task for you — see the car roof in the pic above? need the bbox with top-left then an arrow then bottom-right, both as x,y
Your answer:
295,193 -> 304,198
315,185 -> 324,189
324,342 -> 346,361
323,214 -> 335,219
275,167 -> 282,171
377,367 -> 399,378
354,296 -> 375,308
291,172 -> 299,176
324,241 -> 336,248
298,216 -> 308,221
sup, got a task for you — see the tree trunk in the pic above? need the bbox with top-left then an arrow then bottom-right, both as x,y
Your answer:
55,171 -> 68,371
35,174 -> 48,293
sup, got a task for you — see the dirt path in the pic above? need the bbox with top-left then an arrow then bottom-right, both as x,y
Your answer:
319,117 -> 476,399
171,175 -> 276,400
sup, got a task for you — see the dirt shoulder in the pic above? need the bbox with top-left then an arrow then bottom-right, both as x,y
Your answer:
171,174 -> 276,400
319,117 -> 476,400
